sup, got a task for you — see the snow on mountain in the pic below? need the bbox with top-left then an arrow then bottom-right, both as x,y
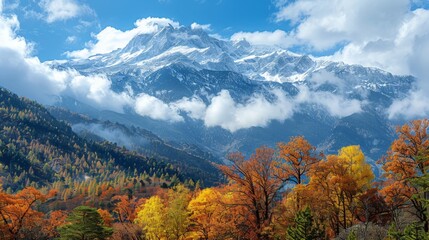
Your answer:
60,24 -> 413,97
53,23 -> 415,162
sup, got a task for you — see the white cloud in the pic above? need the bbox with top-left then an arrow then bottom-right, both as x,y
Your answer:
308,70 -> 345,90
330,9 -> 429,76
3,0 -> 19,11
0,12 -> 133,113
203,89 -> 294,132
0,13 -> 66,103
134,85 -> 363,131
295,86 -> 362,117
135,94 -> 183,122
191,22 -> 211,31
388,90 -> 429,119
0,14 -> 26,55
40,0 -> 91,23
66,35 -> 77,44
231,30 -> 295,48
295,71 -> 363,117
272,0 -> 429,120
330,8 -> 429,118
0,49 -> 68,104
386,9 -> 429,119
67,73 -> 133,113
173,97 -> 207,120
274,0 -> 409,51
67,17 -> 180,59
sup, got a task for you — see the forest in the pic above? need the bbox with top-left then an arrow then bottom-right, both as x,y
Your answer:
0,119 -> 428,239
0,87 -> 429,239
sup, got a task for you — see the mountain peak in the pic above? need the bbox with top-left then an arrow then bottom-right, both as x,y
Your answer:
120,23 -> 223,57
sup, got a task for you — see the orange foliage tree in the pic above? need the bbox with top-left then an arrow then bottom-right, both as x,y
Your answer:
0,187 -> 55,239
97,209 -> 113,227
219,146 -> 289,239
305,146 -> 374,236
380,119 -> 429,231
277,136 -> 322,185
188,186 -> 248,239
277,136 -> 322,211
46,210 -> 68,239
112,195 -> 137,223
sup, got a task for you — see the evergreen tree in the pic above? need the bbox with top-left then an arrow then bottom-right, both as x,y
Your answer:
58,206 -> 113,240
287,207 -> 324,240
388,223 -> 429,240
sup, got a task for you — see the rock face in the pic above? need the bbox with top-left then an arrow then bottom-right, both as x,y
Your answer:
54,24 -> 415,165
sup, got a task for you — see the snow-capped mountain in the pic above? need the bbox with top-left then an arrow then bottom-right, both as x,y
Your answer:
54,24 -> 415,164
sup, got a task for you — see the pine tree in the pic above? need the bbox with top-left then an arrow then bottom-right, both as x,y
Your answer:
58,206 -> 113,240
287,207 -> 324,240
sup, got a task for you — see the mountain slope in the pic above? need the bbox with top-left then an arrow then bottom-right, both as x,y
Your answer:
0,87 -> 219,190
48,106 -> 221,182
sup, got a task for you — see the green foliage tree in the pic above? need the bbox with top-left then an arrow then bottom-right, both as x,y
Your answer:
388,223 -> 429,240
287,207 -> 324,240
58,206 -> 113,240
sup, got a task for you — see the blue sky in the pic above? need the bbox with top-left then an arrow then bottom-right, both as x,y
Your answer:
2,0 -> 428,63
4,0 -> 287,61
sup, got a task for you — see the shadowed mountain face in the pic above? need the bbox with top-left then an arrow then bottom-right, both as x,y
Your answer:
51,24 -> 414,164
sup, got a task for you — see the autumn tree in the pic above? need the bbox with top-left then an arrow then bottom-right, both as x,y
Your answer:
111,222 -> 143,240
0,187 -> 54,240
97,209 -> 113,227
188,188 -> 221,239
188,187 -> 244,239
354,188 -> 390,226
135,196 -> 166,240
306,145 -> 374,236
219,146 -> 288,239
277,136 -> 322,212
46,210 -> 69,239
112,195 -> 137,223
278,136 -> 322,185
58,206 -> 113,240
381,119 -> 429,232
165,184 -> 191,239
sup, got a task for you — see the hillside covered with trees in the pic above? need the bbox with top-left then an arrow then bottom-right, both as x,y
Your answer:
0,86 -> 428,239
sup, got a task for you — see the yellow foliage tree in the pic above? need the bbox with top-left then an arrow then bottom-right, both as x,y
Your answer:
135,196 -> 166,240
165,184 -> 191,240
188,188 -> 223,239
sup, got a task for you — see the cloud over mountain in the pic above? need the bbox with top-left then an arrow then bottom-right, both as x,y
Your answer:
66,17 -> 180,59
0,8 -> 416,133
235,0 -> 429,119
